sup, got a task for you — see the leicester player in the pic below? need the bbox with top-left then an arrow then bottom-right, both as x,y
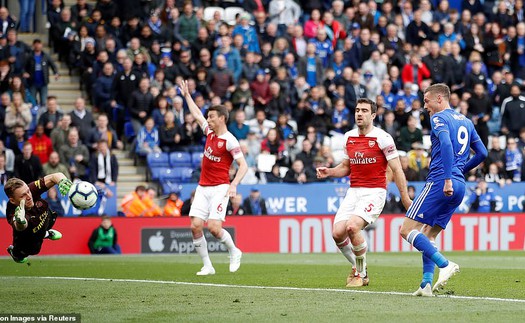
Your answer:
400,84 -> 487,296
5,173 -> 73,263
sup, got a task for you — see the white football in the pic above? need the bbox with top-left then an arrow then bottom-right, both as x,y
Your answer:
68,181 -> 98,210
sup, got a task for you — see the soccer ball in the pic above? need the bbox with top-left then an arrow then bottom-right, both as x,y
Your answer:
68,181 -> 98,210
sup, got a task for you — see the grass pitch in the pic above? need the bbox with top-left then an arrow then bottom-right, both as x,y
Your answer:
1,252 -> 524,322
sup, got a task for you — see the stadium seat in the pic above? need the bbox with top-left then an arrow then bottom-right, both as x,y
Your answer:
161,181 -> 183,195
173,167 -> 194,183
169,151 -> 192,167
189,145 -> 205,152
147,152 -> 169,168
191,152 -> 204,168
149,167 -> 164,181
158,168 -> 178,181
203,6 -> 224,21
224,7 -> 244,24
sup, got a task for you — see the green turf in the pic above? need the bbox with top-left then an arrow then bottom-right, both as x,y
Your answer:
1,252 -> 524,322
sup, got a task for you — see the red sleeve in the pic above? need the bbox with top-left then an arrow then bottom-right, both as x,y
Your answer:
420,63 -> 431,79
261,139 -> 270,153
278,140 -> 285,153
401,64 -> 411,84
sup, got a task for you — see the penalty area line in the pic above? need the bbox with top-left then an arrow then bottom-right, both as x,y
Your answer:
2,276 -> 525,303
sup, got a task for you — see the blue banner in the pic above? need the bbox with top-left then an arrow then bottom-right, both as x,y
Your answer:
175,182 -> 525,215
0,184 -> 117,217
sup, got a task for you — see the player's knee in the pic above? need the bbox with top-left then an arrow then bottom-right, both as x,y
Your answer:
346,223 -> 360,235
190,223 -> 203,237
399,225 -> 410,239
208,225 -> 222,238
332,229 -> 346,242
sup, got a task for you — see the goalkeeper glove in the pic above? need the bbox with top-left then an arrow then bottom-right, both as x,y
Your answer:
14,200 -> 26,225
58,178 -> 73,196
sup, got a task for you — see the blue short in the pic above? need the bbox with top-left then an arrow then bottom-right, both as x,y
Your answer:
405,179 -> 466,229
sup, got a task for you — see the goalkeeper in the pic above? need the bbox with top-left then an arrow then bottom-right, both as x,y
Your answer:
4,173 -> 72,263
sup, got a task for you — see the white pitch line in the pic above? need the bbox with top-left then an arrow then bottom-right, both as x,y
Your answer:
2,276 -> 525,304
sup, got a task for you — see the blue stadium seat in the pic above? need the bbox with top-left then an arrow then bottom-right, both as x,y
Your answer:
189,145 -> 205,152
169,151 -> 192,167
191,152 -> 204,168
161,181 -> 183,195
149,167 -> 165,181
158,168 -> 179,181
174,167 -> 194,183
147,152 -> 170,168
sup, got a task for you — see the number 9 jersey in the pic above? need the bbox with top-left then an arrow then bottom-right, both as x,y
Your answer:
427,108 -> 481,182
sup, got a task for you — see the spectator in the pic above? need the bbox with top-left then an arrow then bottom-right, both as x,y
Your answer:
422,41 -> 454,85
89,139 -> 118,186
468,179 -> 497,213
143,187 -> 162,217
45,186 -> 64,217
23,39 -> 59,106
283,159 -> 315,183
295,138 -> 316,171
0,93 -> 9,140
121,185 -> 148,217
6,30 -> 31,76
382,110 -> 400,139
504,137 -> 523,182
8,75 -> 36,107
0,153 -> 13,185
501,84 -> 525,138
228,110 -> 250,141
397,115 -> 423,152
247,109 -> 276,141
58,127 -> 90,181
232,13 -> 261,54
159,110 -> 181,152
14,142 -> 43,184
7,125 -> 26,156
178,2 -> 199,48
467,83 -> 492,147
163,191 -> 184,217
485,162 -> 507,187
180,189 -> 195,216
401,53 -> 431,89
265,163 -> 283,183
260,128 -> 286,165
129,77 -> 154,135
18,0 -> 36,33
51,8 -> 76,64
227,193 -> 247,216
242,188 -> 268,215
266,81 -> 289,120
70,97 -> 95,143
43,151 -> 70,179
4,92 -> 31,133
88,216 -> 122,254
250,69 -> 271,111
71,0 -> 93,26
38,96 -> 63,136
0,7 -> 17,38
50,114 -> 71,152
210,54 -> 236,101
136,117 -> 161,155
110,57 -> 141,137
298,42 -> 324,87
87,113 -> 122,151
400,154 -> 419,182
27,124 -> 53,164
178,112 -> 204,148
407,142 -> 430,180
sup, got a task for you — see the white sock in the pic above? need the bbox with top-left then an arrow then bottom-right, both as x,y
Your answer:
193,236 -> 212,268
219,229 -> 237,254
352,241 -> 368,277
336,238 -> 356,267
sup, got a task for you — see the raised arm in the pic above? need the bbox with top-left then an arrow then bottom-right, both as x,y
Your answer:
179,80 -> 206,128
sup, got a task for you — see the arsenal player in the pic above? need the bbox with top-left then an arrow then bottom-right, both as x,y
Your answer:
179,80 -> 248,276
5,173 -> 72,263
316,98 -> 412,287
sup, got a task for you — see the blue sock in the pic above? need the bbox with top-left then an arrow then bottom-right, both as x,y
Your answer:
407,230 -> 449,269
420,242 -> 437,288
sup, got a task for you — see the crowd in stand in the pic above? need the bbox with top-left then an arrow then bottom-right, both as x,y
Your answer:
2,0 -> 525,216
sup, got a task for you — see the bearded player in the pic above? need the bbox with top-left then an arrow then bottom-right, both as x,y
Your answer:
179,80 -> 247,275
5,173 -> 73,263
317,98 -> 412,287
